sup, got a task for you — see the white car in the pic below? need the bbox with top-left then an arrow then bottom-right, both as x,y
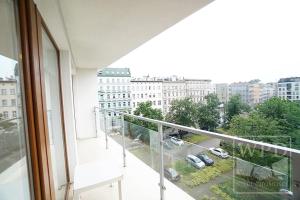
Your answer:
185,155 -> 205,169
209,147 -> 229,158
170,137 -> 184,146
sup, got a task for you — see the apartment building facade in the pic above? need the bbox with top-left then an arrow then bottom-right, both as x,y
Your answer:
162,78 -> 186,114
228,82 -> 249,104
260,82 -> 277,102
215,83 -> 229,103
185,79 -> 214,103
130,77 -> 163,112
98,68 -> 131,116
277,77 -> 300,102
0,79 -> 18,120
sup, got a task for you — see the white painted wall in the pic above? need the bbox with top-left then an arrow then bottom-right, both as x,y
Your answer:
73,68 -> 98,139
59,50 -> 78,181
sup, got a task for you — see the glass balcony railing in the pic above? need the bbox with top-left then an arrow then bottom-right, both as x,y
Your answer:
96,108 -> 300,200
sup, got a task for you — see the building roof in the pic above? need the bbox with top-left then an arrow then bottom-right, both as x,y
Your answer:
97,68 -> 131,77
278,77 -> 300,83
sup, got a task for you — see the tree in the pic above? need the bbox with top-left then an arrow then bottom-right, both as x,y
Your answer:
166,98 -> 197,138
196,94 -> 220,131
125,101 -> 163,144
166,98 -> 197,127
133,101 -> 163,131
256,97 -> 300,149
225,95 -> 250,126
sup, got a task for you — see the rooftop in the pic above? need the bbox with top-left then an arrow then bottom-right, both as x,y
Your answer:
98,68 -> 131,77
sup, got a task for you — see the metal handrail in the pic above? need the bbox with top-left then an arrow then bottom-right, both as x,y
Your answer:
103,108 -> 300,157
100,108 -> 300,199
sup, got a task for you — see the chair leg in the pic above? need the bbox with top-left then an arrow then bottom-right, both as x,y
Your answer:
118,180 -> 122,200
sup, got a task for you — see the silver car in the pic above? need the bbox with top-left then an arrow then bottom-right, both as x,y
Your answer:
185,155 -> 205,169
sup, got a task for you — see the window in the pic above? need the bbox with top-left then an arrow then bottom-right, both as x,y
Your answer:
99,78 -> 102,83
153,101 -> 156,105
158,100 -> 161,105
101,103 -> 104,108
108,103 -> 111,108
1,89 -> 7,95
133,102 -> 136,107
11,99 -> 16,106
3,111 -> 9,119
113,102 -> 116,107
107,94 -> 110,99
118,102 -> 121,107
123,102 -> 126,106
10,89 -> 15,95
12,111 -> 17,118
113,94 -> 115,99
128,102 -> 130,106
123,94 -> 126,98
2,99 -> 7,106
128,94 -> 130,98
141,94 -> 143,98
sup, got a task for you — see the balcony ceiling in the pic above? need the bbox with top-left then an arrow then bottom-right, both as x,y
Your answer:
35,0 -> 213,69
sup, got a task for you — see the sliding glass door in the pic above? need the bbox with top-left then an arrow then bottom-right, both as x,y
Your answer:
0,0 -> 32,199
39,25 -> 69,199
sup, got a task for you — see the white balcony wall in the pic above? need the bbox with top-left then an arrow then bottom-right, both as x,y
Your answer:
73,68 -> 98,139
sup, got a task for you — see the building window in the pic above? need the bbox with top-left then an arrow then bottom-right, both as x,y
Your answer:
11,99 -> 16,106
113,102 -> 116,107
10,89 -> 15,95
133,102 -> 136,107
128,94 -> 130,98
153,101 -> 156,105
123,94 -> 125,98
1,89 -> 7,95
123,102 -> 126,106
108,103 -> 111,108
3,111 -> 8,119
12,111 -> 17,118
128,102 -> 130,106
141,94 -> 143,98
101,103 -> 104,108
113,94 -> 115,99
107,94 -> 110,99
158,100 -> 161,105
118,102 -> 121,107
2,99 -> 7,106
108,112 -> 111,116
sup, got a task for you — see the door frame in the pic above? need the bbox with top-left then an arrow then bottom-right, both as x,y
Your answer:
18,0 -> 70,199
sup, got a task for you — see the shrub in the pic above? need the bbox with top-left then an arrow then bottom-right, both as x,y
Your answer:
210,185 -> 234,200
183,134 -> 209,144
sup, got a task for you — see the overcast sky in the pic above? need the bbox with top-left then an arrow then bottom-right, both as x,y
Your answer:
109,0 -> 300,83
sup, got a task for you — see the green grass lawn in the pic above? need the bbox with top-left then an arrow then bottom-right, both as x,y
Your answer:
183,134 -> 210,144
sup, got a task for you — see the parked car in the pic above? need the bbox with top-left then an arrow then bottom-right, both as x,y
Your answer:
185,155 -> 205,169
170,137 -> 184,146
164,168 -> 180,182
196,153 -> 214,166
209,147 -> 229,158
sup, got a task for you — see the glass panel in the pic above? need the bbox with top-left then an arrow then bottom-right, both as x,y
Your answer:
0,0 -> 31,199
41,28 -> 67,199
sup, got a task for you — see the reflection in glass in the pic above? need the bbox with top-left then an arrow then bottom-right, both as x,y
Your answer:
0,0 -> 31,199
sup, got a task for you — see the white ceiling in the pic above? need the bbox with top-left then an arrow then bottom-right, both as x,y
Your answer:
35,0 -> 213,69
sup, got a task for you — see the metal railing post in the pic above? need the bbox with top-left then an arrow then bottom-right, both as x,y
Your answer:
121,114 -> 126,167
158,123 -> 165,200
292,153 -> 300,199
104,110 -> 108,149
94,107 -> 98,138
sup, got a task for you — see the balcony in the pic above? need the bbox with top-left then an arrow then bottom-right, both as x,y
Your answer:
71,109 -> 300,200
